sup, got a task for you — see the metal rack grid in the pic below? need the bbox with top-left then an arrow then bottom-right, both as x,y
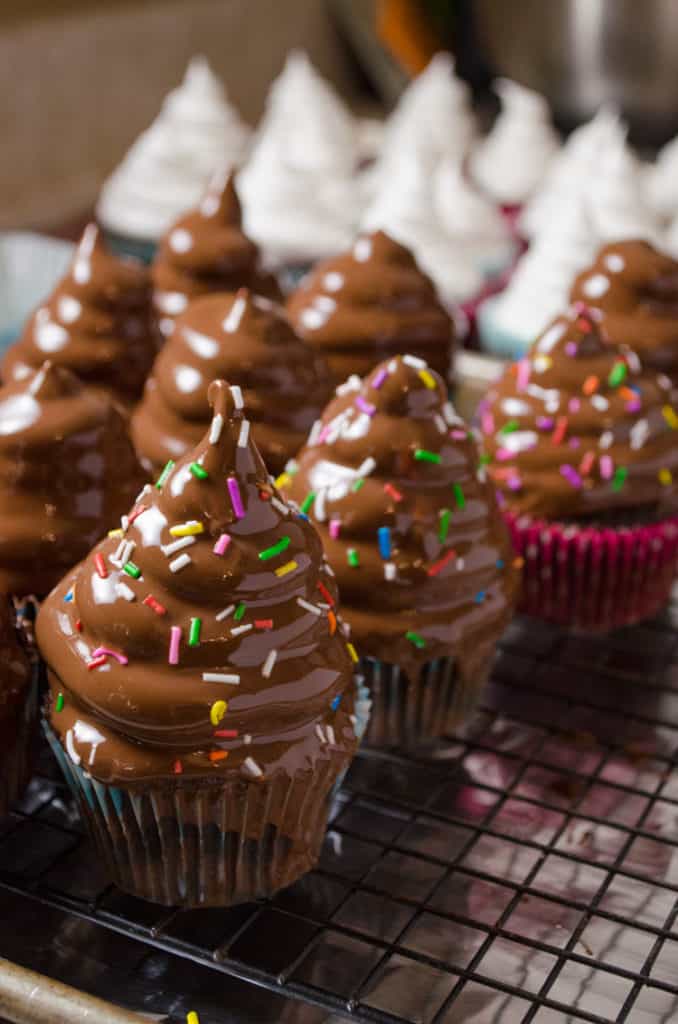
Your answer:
1,604 -> 678,1024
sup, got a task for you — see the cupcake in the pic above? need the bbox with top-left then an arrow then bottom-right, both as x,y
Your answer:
151,169 -> 281,340
570,240 -> 678,383
286,230 -> 456,386
285,355 -> 518,746
0,361 -> 145,599
131,288 -> 334,477
0,596 -> 35,820
2,224 -> 157,409
470,79 -> 559,215
479,305 -> 678,630
97,56 -> 251,262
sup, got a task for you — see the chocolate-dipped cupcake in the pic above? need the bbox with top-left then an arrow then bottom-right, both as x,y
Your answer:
131,288 -> 334,477
2,224 -> 157,408
152,170 -> 282,339
0,361 -> 146,599
0,597 -> 35,819
570,240 -> 678,383
479,305 -> 678,630
285,355 -> 518,746
286,230 -> 456,386
37,379 -> 366,907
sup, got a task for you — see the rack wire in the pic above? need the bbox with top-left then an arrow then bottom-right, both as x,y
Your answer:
1,602 -> 677,1023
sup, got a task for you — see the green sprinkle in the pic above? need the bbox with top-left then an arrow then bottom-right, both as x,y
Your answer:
439,508 -> 451,543
188,617 -> 202,647
301,492 -> 316,514
123,561 -> 141,579
258,536 -> 291,561
608,361 -> 628,388
347,548 -> 360,568
190,462 -> 209,480
479,453 -> 492,465
352,478 -> 365,492
405,630 -> 426,649
499,420 -> 520,435
155,459 -> 175,489
234,602 -> 247,621
453,483 -> 466,509
612,466 -> 628,492
414,449 -> 441,464
55,692 -> 64,713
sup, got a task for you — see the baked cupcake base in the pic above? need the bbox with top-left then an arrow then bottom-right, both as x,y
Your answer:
506,510 -> 678,632
0,668 -> 38,819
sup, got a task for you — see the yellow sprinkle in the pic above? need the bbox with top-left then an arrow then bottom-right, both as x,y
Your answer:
346,642 -> 359,663
187,1014 -> 200,1024
274,560 -> 298,577
108,528 -> 124,538
659,468 -> 673,486
662,405 -> 678,429
275,472 -> 291,489
210,700 -> 228,726
169,521 -> 204,537
418,369 -> 436,390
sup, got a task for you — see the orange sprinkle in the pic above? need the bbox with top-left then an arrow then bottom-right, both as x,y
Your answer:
328,610 -> 337,635
582,376 -> 599,395
513,557 -> 525,570
619,386 -> 636,402
209,750 -> 229,763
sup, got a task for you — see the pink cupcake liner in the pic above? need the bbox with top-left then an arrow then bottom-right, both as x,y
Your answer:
505,510 -> 678,632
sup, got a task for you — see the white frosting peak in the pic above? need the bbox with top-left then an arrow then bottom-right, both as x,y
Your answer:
588,131 -> 659,244
434,156 -> 514,274
645,134 -> 678,220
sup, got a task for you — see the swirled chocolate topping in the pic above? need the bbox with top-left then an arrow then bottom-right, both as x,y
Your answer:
286,230 -> 455,385
285,356 -> 518,682
570,240 -> 678,379
2,225 -> 157,407
479,306 -> 678,520
131,289 -> 334,476
37,379 -> 360,785
152,170 -> 282,339
0,362 -> 146,598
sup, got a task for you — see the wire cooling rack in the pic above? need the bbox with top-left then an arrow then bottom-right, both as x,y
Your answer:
1,601 -> 678,1024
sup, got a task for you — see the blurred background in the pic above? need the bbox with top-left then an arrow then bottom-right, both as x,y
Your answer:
5,0 -> 678,230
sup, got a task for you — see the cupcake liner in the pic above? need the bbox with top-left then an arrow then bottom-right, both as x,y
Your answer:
0,667 -> 39,819
476,294 -> 533,360
44,721 -> 350,907
99,228 -> 156,265
360,655 -> 488,749
505,510 -> 678,632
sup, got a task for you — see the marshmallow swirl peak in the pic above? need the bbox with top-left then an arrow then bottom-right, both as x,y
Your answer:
37,379 -> 359,784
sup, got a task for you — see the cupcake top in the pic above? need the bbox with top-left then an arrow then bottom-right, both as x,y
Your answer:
286,231 -> 455,384
131,288 -> 334,476
644,133 -> 678,220
0,598 -> 31,725
471,79 -> 559,205
285,356 -> 518,680
570,240 -> 678,378
2,224 -> 157,407
0,361 -> 145,597
434,156 -> 515,274
37,379 -> 359,785
587,134 -> 659,245
152,170 -> 281,338
479,306 -> 678,520
97,57 -> 251,242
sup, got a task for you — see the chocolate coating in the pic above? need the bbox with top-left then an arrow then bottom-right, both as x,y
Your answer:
286,356 -> 518,682
570,240 -> 678,380
479,306 -> 678,520
2,225 -> 157,407
37,379 -> 359,788
0,362 -> 146,598
286,230 -> 455,385
131,289 -> 335,476
152,170 -> 282,339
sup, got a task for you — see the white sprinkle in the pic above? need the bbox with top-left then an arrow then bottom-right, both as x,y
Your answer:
271,497 -> 288,516
231,624 -> 253,637
387,359 -> 398,373
591,395 -> 609,411
65,729 -> 81,766
626,350 -> 641,374
314,489 -> 327,522
599,431 -> 614,450
630,419 -> 650,450
202,672 -> 240,684
403,354 -> 426,369
315,724 -> 327,744
243,733 -> 252,745
243,756 -> 263,778
326,725 -> 336,746
116,582 -> 136,602
169,227 -> 193,253
442,401 -> 459,426
358,456 -> 376,477
457,557 -> 465,570
135,484 -> 152,503
237,420 -> 250,448
349,714 -> 357,727
335,374 -> 361,397
285,459 -> 299,474
262,648 -> 278,677
169,553 -> 192,573
121,515 -> 129,533
308,420 -> 322,446
434,414 -> 446,434
223,294 -> 247,332
658,373 -> 672,391
216,605 -> 235,622
119,540 -> 135,566
161,536 -> 196,556
209,414 -> 224,444
230,385 -> 244,409
384,562 -> 396,581
297,598 -> 322,615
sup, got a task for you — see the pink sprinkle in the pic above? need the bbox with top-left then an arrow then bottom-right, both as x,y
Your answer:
600,454 -> 614,480
568,437 -> 580,449
451,429 -> 467,440
168,626 -> 181,665
91,646 -> 128,666
626,400 -> 641,413
227,477 -> 245,519
536,416 -> 554,430
560,464 -> 582,488
496,448 -> 514,462
371,367 -> 388,389
565,342 -> 578,357
481,412 -> 495,435
568,398 -> 581,413
317,425 -> 331,444
516,359 -> 530,391
580,451 -> 596,475
507,475 -> 522,491
213,533 -> 231,556
356,396 -> 376,416
329,518 -> 341,540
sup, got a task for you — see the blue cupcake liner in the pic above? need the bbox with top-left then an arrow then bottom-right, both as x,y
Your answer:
476,295 -> 534,361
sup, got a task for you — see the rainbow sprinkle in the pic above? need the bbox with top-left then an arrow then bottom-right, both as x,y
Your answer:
155,460 -> 174,489
659,468 -> 673,485
122,561 -> 141,579
377,527 -> 391,560
356,396 -> 376,416
210,700 -> 227,726
203,672 -> 240,684
347,548 -> 360,568
227,477 -> 245,518
439,508 -> 451,542
94,553 -> 107,579
188,617 -> 202,646
608,361 -> 627,387
453,483 -> 465,509
170,521 -> 204,537
55,693 -> 64,713
662,406 -> 678,429
346,642 -> 359,663
329,518 -> 341,539
234,602 -> 246,621
259,536 -> 291,561
301,492 -> 316,514
143,594 -> 166,615
262,649 -> 278,678
428,550 -> 456,576
405,631 -> 426,649
612,466 -> 628,492
275,560 -> 298,577
190,462 -> 209,480
414,449 -> 441,464
213,533 -> 231,556
168,626 -> 181,665
418,369 -> 436,389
